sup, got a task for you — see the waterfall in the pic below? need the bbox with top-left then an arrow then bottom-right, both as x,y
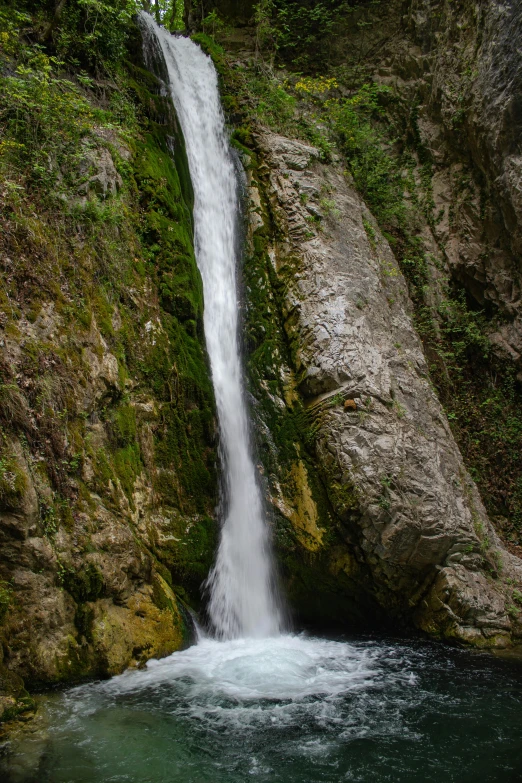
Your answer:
138,14 -> 282,639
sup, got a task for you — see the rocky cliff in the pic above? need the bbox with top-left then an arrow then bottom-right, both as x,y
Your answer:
0,10 -> 218,722
208,0 -> 522,642
244,128 -> 522,645
326,0 -> 522,546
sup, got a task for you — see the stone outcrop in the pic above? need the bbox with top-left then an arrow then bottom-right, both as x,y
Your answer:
411,0 -> 522,372
245,130 -> 522,646
0,296 -> 192,697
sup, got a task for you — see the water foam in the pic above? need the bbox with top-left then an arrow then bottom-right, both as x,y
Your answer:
4,637 -> 522,783
92,635 -> 380,701
59,634 -> 418,740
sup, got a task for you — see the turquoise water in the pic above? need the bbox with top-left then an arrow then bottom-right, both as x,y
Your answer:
1,633 -> 522,783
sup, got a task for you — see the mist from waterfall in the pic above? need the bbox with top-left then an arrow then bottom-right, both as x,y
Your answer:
138,13 -> 281,639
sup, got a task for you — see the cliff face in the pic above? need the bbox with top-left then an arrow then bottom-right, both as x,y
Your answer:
218,0 -> 522,641
244,129 -> 522,645
0,15 -> 218,721
359,0 -> 522,376
407,0 -> 522,323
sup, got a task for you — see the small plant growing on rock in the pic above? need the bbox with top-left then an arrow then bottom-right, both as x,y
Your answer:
41,503 -> 58,538
319,198 -> 340,220
378,495 -> 391,511
512,589 -> 522,605
491,550 -> 503,574
0,453 -> 27,508
393,400 -> 406,419
329,392 -> 344,408
0,580 -> 12,624
362,218 -> 377,248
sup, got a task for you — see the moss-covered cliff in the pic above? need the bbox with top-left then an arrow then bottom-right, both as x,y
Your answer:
0,1 -> 219,723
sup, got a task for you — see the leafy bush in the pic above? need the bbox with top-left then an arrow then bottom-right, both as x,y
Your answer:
50,0 -> 136,71
325,84 -> 405,227
248,71 -> 297,130
0,51 -> 95,191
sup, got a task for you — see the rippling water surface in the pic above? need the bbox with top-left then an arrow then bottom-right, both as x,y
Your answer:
2,634 -> 522,783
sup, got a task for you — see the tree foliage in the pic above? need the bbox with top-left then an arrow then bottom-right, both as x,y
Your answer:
251,0 -> 374,69
1,0 -> 183,75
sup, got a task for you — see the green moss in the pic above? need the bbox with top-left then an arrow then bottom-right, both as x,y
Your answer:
128,117 -> 217,517
63,563 -> 105,604
113,443 -> 142,500
109,404 -> 137,447
51,634 -> 97,684
92,291 -> 115,339
0,452 -> 27,510
90,416 -> 142,504
153,514 -> 218,605
0,580 -> 13,624
92,448 -> 115,490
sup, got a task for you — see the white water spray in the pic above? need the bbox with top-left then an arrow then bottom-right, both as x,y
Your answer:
139,14 -> 281,639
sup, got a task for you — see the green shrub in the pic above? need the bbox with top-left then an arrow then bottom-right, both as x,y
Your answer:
271,0 -> 347,69
325,84 -> 405,227
53,0 -> 136,71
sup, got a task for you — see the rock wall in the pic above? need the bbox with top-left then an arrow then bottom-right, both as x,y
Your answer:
244,127 -> 522,646
194,0 -> 522,645
381,0 -> 522,372
0,21 -> 218,721
325,0 -> 522,555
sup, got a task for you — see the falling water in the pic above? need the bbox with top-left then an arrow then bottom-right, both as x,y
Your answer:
138,14 -> 281,639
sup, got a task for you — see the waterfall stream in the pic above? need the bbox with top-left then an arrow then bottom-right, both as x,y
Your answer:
139,12 -> 281,640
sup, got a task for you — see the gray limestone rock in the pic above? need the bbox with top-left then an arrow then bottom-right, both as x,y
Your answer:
252,129 -> 522,647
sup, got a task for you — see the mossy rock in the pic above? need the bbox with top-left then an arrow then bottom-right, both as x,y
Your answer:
63,563 -> 105,605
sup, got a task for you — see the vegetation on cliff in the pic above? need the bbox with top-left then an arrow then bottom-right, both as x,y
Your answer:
0,0 -> 219,720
